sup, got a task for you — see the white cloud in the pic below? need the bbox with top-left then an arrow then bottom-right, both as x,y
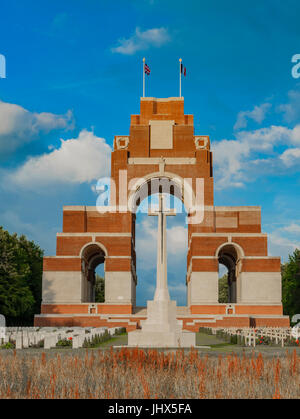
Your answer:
215,92 -> 300,189
136,218 -> 157,269
111,27 -> 170,55
234,103 -> 271,130
167,225 -> 188,255
236,125 -> 291,151
7,130 -> 111,189
268,232 -> 300,261
278,89 -> 300,123
290,125 -> 300,145
279,223 -> 300,234
0,100 -> 74,153
280,148 -> 300,167
212,124 -> 300,189
212,139 -> 250,189
265,220 -> 300,261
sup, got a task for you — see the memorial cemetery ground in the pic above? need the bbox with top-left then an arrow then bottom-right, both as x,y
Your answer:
0,343 -> 299,399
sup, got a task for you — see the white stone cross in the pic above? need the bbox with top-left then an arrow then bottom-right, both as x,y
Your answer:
149,193 -> 176,301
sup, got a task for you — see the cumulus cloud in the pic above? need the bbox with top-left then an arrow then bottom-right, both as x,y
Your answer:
268,232 -> 300,261
213,124 -> 300,189
215,93 -> 300,189
7,130 -> 111,189
278,89 -> 300,123
234,103 -> 271,130
280,148 -> 300,167
111,27 -> 170,55
280,223 -> 300,234
136,218 -> 157,270
0,100 -> 74,154
167,225 -> 188,255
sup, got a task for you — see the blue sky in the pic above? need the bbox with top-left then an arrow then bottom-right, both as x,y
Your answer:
0,0 -> 300,306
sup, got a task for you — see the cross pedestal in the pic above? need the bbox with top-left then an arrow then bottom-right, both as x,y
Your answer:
128,194 -> 195,348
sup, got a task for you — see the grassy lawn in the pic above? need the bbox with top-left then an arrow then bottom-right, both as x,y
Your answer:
92,332 -> 128,348
2,332 -> 299,357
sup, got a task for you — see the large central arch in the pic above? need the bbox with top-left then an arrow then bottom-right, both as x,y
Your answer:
129,174 -> 189,307
127,172 -> 195,215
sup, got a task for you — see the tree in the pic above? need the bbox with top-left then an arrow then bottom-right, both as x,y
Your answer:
281,249 -> 300,321
95,274 -> 105,303
218,274 -> 228,303
0,227 -> 43,325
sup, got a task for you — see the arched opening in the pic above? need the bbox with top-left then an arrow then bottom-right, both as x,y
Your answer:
81,243 -> 106,303
217,244 -> 241,304
132,177 -> 188,308
95,264 -> 105,303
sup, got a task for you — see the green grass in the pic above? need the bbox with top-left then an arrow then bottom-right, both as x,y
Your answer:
90,332 -> 128,348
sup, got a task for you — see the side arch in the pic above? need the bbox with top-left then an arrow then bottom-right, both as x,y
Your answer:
216,242 -> 244,304
80,242 -> 107,303
215,241 -> 245,259
80,241 -> 108,258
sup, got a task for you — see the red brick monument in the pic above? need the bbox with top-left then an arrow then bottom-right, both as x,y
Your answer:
35,97 -> 289,329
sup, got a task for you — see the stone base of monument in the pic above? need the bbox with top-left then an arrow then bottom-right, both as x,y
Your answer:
128,299 -> 196,348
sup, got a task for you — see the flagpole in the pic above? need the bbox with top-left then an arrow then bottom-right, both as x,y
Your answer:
179,58 -> 182,98
143,57 -> 145,98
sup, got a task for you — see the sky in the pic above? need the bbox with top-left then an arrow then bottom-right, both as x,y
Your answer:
0,0 -> 300,306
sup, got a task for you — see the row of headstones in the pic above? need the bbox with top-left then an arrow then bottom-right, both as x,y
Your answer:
213,327 -> 299,347
1,327 -> 122,349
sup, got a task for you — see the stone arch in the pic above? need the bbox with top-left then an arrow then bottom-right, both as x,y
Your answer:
127,171 -> 195,214
215,241 -> 245,259
80,241 -> 108,258
80,242 -> 107,303
128,173 -> 190,306
216,242 -> 244,304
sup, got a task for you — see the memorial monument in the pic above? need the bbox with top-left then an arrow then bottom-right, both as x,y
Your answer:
35,97 -> 289,329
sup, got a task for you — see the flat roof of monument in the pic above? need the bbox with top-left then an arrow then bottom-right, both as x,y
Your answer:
140,97 -> 184,101
214,206 -> 261,211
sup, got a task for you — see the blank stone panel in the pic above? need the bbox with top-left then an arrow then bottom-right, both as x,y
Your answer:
149,120 -> 174,149
216,216 -> 238,229
239,211 -> 261,225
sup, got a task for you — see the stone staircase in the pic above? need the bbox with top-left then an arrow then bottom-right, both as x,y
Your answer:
133,306 -> 251,331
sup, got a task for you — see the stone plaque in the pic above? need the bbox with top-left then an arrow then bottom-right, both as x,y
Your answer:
149,120 -> 174,149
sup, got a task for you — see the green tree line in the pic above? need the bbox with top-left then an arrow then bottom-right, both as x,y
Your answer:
281,248 -> 300,322
0,226 -> 43,325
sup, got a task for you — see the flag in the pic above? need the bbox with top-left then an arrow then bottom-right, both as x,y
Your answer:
181,63 -> 187,77
144,63 -> 151,76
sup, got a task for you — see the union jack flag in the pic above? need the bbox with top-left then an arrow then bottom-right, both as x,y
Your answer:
144,62 -> 151,75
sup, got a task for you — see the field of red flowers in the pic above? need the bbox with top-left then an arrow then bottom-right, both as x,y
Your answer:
0,348 -> 299,399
